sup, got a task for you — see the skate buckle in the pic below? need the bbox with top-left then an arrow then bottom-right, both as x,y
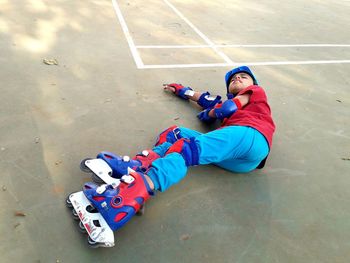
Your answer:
96,184 -> 107,194
141,150 -> 149,156
121,175 -> 135,184
122,155 -> 130,162
110,181 -> 120,189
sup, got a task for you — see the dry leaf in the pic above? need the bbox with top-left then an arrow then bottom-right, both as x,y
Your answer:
43,59 -> 58,65
15,211 -> 26,217
180,234 -> 190,241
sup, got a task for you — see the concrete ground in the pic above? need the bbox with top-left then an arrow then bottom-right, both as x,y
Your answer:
1,0 -> 350,262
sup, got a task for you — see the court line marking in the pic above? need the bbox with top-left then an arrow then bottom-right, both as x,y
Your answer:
141,60 -> 350,69
136,44 -> 350,49
112,0 -> 350,69
162,0 -> 233,64
112,0 -> 144,68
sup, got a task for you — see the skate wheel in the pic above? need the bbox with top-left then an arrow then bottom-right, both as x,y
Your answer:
66,196 -> 73,208
80,158 -> 93,173
87,236 -> 101,248
91,173 -> 105,184
72,209 -> 79,220
78,221 -> 87,233
136,204 -> 145,216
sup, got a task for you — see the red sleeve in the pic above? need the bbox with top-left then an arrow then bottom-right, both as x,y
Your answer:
237,85 -> 266,103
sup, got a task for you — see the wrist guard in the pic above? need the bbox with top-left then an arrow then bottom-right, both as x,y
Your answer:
167,83 -> 193,100
197,92 -> 222,109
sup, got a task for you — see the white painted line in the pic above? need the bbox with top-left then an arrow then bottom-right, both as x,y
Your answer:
136,44 -> 350,49
163,0 -> 234,64
140,60 -> 350,69
141,63 -> 230,69
243,60 -> 350,66
136,45 -> 210,49
111,0 -> 144,68
218,44 -> 350,48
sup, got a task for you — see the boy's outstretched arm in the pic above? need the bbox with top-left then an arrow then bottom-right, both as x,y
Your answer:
163,83 -> 202,102
163,83 -> 221,108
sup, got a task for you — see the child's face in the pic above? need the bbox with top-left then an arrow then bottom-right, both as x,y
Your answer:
228,72 -> 254,94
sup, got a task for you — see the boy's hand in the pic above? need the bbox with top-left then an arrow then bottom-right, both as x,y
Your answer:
163,83 -> 193,100
197,108 -> 216,123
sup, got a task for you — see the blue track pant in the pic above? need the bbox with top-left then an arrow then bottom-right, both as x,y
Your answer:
147,126 -> 269,192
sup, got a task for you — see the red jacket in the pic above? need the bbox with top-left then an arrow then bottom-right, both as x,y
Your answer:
221,85 -> 275,149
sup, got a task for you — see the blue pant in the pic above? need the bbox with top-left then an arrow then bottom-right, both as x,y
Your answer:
147,126 -> 269,192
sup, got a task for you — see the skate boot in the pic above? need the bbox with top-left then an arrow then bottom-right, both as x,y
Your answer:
66,170 -> 153,248
80,150 -> 160,184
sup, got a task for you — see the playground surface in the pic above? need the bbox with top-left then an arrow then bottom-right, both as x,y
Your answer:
0,0 -> 349,262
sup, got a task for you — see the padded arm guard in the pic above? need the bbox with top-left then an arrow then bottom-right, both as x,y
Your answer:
197,92 -> 222,109
213,98 -> 242,119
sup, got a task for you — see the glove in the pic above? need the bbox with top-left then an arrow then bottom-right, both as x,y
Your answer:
197,92 -> 222,109
166,83 -> 193,100
213,98 -> 241,119
197,108 -> 216,123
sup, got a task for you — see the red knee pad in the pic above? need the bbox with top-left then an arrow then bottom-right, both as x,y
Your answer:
155,125 -> 182,146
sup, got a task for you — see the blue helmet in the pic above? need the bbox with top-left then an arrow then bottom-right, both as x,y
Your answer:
225,66 -> 258,91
